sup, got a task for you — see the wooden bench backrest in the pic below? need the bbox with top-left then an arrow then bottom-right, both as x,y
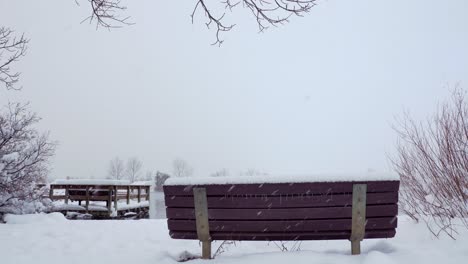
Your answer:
164,181 -> 399,241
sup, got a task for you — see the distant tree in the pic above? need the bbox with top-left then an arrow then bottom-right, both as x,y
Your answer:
155,171 -> 170,192
210,168 -> 230,177
172,158 -> 193,177
144,170 -> 153,181
108,157 -> 125,180
241,168 -> 268,176
392,88 -> 468,238
126,157 -> 142,183
0,103 -> 56,214
0,27 -> 28,90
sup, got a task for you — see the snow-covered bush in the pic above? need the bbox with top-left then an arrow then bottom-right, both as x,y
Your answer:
0,103 -> 55,217
393,88 -> 468,238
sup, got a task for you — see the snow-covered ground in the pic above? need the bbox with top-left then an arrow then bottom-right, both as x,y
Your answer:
1,213 -> 467,264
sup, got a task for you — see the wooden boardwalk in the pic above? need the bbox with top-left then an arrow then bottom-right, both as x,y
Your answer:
49,181 -> 151,218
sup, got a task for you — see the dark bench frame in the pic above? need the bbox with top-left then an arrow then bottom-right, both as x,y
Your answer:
164,180 -> 399,259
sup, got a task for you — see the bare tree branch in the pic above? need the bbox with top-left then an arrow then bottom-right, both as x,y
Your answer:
79,0 -> 133,29
192,0 -> 317,45
0,27 -> 29,90
78,0 -> 317,45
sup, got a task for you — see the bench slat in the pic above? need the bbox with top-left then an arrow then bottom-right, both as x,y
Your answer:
163,181 -> 399,196
169,229 -> 396,240
166,204 -> 397,220
168,217 -> 397,232
165,192 -> 398,208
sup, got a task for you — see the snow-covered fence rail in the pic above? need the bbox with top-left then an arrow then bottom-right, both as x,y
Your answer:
163,175 -> 400,258
49,180 -> 151,217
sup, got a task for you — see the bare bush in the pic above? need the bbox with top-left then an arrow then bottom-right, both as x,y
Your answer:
172,158 -> 193,177
0,27 -> 28,90
392,88 -> 468,238
108,157 -> 125,180
0,103 -> 56,214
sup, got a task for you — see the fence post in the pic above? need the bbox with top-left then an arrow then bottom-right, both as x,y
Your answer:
350,184 -> 367,255
85,186 -> 90,213
193,187 -> 211,259
114,186 -> 118,213
49,185 -> 54,199
107,186 -> 112,213
137,186 -> 141,203
126,186 -> 130,204
65,186 -> 69,204
146,186 -> 150,201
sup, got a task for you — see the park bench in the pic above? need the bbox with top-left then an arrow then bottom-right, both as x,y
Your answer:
163,175 -> 400,258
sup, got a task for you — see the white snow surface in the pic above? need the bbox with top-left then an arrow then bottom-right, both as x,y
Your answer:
51,179 -> 133,185
165,173 -> 400,186
0,214 -> 466,264
3,212 -> 66,224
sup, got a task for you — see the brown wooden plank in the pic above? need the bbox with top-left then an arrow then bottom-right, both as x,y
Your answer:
166,204 -> 397,220
169,229 -> 396,241
163,181 -> 399,196
167,217 -> 397,232
164,192 -> 398,209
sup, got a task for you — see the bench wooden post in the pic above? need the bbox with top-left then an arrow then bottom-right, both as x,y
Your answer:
350,184 -> 367,255
65,186 -> 69,204
193,187 -> 211,259
85,186 -> 90,213
126,186 -> 130,204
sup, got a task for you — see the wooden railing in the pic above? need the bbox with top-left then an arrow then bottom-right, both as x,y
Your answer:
49,184 -> 151,213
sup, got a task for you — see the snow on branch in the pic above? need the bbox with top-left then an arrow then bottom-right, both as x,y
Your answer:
0,103 -> 56,214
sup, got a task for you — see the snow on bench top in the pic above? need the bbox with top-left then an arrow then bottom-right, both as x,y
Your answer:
51,179 -> 149,186
165,172 -> 400,186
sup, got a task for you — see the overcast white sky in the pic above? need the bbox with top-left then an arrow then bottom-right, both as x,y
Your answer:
1,0 -> 467,179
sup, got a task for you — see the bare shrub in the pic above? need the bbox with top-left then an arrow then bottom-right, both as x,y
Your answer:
0,103 -> 56,214
392,88 -> 468,238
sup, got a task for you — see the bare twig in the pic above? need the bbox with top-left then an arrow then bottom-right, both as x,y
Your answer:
80,0 -> 133,29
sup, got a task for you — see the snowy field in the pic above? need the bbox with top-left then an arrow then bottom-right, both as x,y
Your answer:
1,213 -> 467,264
